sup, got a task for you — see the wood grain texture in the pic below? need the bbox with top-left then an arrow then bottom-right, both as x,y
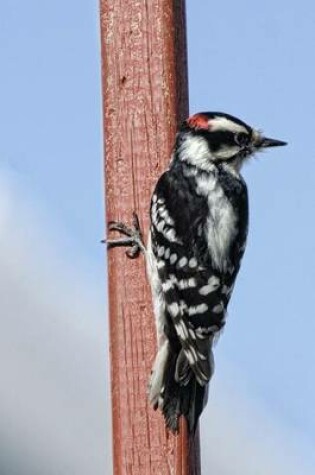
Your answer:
100,1 -> 201,473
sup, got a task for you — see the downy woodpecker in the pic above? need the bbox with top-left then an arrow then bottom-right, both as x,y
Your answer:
107,112 -> 286,432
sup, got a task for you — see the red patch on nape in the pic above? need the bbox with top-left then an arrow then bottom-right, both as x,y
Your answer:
186,113 -> 209,131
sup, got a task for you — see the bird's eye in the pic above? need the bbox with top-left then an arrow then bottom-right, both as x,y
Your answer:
235,132 -> 250,147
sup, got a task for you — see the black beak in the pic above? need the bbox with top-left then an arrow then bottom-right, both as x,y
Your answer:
259,137 -> 287,148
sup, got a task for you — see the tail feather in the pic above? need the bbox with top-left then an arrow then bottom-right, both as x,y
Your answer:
149,339 -> 170,408
149,340 -> 211,433
175,349 -> 192,386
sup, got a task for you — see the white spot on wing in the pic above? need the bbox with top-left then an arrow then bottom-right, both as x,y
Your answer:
158,208 -> 174,226
151,203 -> 158,226
157,246 -> 165,257
177,278 -> 197,289
170,253 -> 177,264
163,227 -> 178,242
178,257 -> 188,268
212,303 -> 224,314
195,325 -> 219,339
199,276 -> 220,295
168,302 -> 180,317
156,221 -> 165,232
189,257 -> 197,268
162,279 -> 174,292
157,260 -> 165,269
188,303 -> 208,316
197,351 -> 207,361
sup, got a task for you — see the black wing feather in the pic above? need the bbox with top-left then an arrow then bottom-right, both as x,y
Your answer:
150,162 -> 248,430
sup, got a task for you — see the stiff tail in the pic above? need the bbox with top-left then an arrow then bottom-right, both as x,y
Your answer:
149,341 -> 211,432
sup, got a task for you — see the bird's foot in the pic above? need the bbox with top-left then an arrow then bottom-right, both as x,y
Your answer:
104,212 -> 145,259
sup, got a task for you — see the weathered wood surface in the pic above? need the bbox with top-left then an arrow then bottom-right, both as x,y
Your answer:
100,1 -> 201,473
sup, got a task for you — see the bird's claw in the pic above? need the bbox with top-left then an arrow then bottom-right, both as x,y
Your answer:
104,212 -> 145,259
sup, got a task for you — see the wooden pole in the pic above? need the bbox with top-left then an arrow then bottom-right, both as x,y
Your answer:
100,1 -> 201,473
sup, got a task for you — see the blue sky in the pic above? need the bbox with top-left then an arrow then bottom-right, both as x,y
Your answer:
187,0 -> 315,440
0,0 -> 314,473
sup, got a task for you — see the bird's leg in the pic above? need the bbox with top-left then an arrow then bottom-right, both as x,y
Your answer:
104,212 -> 145,259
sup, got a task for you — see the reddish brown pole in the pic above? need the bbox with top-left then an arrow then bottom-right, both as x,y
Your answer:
100,1 -> 201,473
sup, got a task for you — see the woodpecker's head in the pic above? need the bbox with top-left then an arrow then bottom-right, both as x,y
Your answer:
176,112 -> 287,172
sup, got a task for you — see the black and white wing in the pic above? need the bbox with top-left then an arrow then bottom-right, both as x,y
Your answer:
148,163 -> 248,431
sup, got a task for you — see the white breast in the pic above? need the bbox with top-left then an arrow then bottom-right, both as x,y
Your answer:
195,172 -> 238,272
